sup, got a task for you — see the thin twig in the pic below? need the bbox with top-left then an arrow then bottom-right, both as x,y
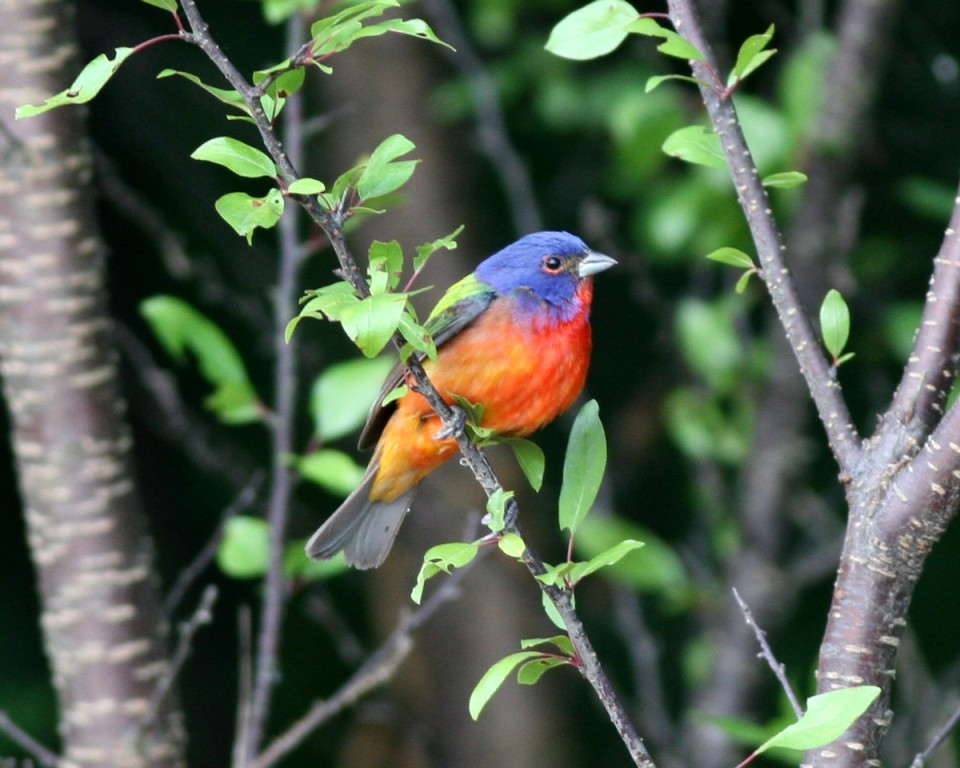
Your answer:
0,712 -> 58,768
144,585 -> 219,731
165,472 -> 263,616
240,13 -> 308,763
909,698 -> 960,768
232,607 -> 255,768
732,588 -> 803,719
252,548 -> 488,768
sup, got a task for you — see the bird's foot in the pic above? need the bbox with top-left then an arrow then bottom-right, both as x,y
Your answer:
434,405 -> 467,441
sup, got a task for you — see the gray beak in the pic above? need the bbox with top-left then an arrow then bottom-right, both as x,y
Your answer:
578,251 -> 617,278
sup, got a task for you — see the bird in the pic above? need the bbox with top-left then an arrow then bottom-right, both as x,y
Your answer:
306,231 -> 616,569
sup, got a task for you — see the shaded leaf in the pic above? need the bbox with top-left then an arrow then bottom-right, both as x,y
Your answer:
503,438 -> 546,492
558,400 -> 606,534
297,450 -> 366,497
357,134 -> 418,200
140,296 -> 260,424
820,288 -> 851,359
517,657 -> 569,685
568,540 -> 644,584
310,357 -> 393,442
339,292 -> 408,358
217,516 -> 270,578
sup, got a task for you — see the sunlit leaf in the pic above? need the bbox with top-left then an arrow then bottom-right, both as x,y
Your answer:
706,247 -> 755,270
215,189 -> 285,244
469,651 -> 542,719
558,400 -> 606,534
729,25 -> 777,85
192,137 -> 278,179
662,125 -> 726,168
17,48 -> 135,118
762,171 -> 808,188
545,0 -> 640,60
411,542 -> 479,604
756,686 -> 881,754
157,69 -> 247,112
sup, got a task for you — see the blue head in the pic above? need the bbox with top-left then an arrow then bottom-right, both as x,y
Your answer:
475,231 -> 615,324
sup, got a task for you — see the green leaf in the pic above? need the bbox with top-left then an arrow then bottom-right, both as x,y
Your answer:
157,69 -> 247,113
558,400 -> 607,534
469,651 -> 542,719
398,309 -> 437,360
17,48 -> 135,118
662,125 -> 726,168
762,171 -> 808,188
217,516 -> 270,578
485,489 -> 515,533
357,134 -> 418,200
706,247 -> 755,270
545,0 -> 640,61
191,137 -> 278,179
503,438 -> 545,492
497,532 -> 526,558
729,25 -> 777,85
541,590 -> 567,630
820,288 -> 851,360
735,270 -> 755,294
349,17 -> 453,51
575,516 -> 691,604
284,545 -> 349,581
310,357 -> 393,442
411,542 -> 479,604
368,239 -> 405,294
568,540 -> 644,584
215,189 -> 285,244
520,635 -> 575,655
414,225 -> 464,273
756,686 -> 881,754
628,17 -> 703,60
340,293 -> 408,358
645,73 -> 709,93
287,177 -> 327,195
297,450 -> 366,497
140,296 -> 260,424
141,0 -> 178,11
517,657 -> 569,685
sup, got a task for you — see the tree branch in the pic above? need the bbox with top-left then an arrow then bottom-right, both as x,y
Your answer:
667,0 -> 861,475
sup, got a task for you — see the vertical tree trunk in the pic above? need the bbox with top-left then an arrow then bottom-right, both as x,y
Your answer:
0,1 -> 185,766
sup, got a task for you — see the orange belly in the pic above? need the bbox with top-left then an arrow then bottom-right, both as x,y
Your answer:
370,291 -> 593,502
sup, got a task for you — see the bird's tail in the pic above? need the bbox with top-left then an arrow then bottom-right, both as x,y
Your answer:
305,462 -> 414,570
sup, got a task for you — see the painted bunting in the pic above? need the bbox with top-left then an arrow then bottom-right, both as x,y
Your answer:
306,231 -> 616,568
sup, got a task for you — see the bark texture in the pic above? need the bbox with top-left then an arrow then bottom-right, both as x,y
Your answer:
0,0 -> 184,765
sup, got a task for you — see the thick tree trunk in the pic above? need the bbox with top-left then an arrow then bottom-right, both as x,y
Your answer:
0,1 -> 185,766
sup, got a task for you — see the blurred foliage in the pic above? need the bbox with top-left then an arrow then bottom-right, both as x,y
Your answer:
5,0 -> 960,766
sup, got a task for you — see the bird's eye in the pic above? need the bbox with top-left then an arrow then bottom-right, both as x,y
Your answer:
542,255 -> 564,274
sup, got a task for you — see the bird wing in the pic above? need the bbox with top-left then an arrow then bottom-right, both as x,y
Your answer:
358,273 -> 497,450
